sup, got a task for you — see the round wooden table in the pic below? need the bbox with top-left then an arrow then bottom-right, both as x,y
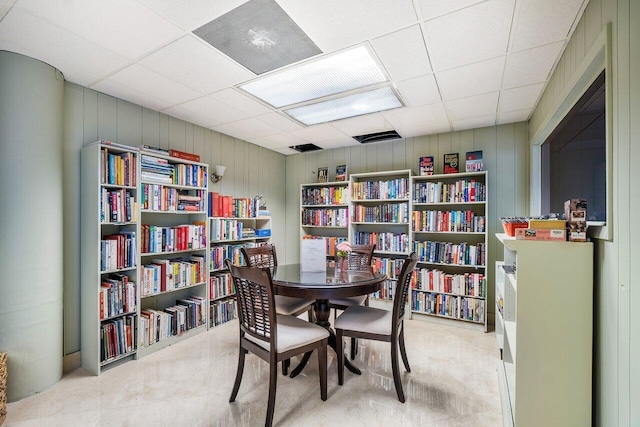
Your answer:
272,264 -> 386,377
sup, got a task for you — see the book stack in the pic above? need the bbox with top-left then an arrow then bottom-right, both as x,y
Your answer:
140,154 -> 173,184
515,219 -> 566,241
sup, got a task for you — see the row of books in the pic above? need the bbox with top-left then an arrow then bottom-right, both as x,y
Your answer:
411,210 -> 486,233
210,272 -> 234,300
301,186 -> 349,206
301,235 -> 347,257
352,178 -> 410,200
139,296 -> 207,347
370,278 -> 398,301
140,223 -> 206,254
101,188 -> 136,223
100,315 -> 136,363
210,218 -> 252,241
412,180 -> 486,203
411,291 -> 486,322
372,257 -> 407,280
208,193 -> 258,218
101,148 -> 136,187
354,232 -> 410,253
301,208 -> 348,227
100,274 -> 137,319
101,232 -> 136,271
413,268 -> 485,297
210,242 -> 264,270
141,184 -> 206,212
352,203 -> 409,223
210,299 -> 237,327
413,241 -> 486,267
173,163 -> 207,188
140,255 -> 206,296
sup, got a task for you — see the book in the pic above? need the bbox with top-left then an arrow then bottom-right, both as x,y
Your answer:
419,156 -> 434,176
465,150 -> 483,172
443,153 -> 459,174
335,164 -> 347,181
139,144 -> 170,155
168,149 -> 200,162
317,167 -> 328,183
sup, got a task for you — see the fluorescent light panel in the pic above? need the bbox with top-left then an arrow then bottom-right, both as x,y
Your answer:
284,86 -> 402,126
239,45 -> 387,108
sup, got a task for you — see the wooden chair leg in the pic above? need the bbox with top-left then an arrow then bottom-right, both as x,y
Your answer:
350,337 -> 357,360
266,353 -> 278,427
308,307 -> 315,323
399,323 -> 411,372
336,329 -> 345,385
229,348 -> 247,402
282,358 -> 290,376
318,339 -> 328,401
391,336 -> 405,403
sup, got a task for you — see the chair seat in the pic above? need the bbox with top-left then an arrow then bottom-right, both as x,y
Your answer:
247,315 -> 329,353
328,295 -> 367,308
274,295 -> 315,315
335,306 -> 392,336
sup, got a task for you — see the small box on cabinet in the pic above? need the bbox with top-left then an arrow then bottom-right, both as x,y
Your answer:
564,199 -> 587,222
255,229 -> 271,237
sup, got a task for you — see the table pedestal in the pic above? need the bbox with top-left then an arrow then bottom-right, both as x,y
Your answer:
289,299 -> 361,378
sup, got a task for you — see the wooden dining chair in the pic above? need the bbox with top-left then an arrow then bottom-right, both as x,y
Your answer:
226,260 -> 328,427
328,243 -> 375,359
335,252 -> 419,403
241,244 -> 316,375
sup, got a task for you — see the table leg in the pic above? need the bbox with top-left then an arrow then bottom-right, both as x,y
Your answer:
289,299 -> 361,378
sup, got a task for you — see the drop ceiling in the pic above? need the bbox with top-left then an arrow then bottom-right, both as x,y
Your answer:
0,0 -> 588,155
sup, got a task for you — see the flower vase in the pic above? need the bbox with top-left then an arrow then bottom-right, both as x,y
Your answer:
336,255 -> 348,274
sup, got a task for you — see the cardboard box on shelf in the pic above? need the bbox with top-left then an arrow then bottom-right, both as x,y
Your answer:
515,228 -> 567,241
528,219 -> 567,230
564,199 -> 587,223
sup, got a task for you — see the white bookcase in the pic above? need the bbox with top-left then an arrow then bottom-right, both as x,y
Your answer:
495,233 -> 593,427
300,181 -> 349,259
81,142 -> 139,375
137,150 -> 209,358
410,171 -> 488,331
209,215 -> 271,327
349,170 -> 412,303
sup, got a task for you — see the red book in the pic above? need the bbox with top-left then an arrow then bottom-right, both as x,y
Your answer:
152,261 -> 167,292
222,196 -> 231,217
168,149 -> 200,162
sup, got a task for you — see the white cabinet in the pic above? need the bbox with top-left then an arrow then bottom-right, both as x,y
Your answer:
496,233 -> 593,427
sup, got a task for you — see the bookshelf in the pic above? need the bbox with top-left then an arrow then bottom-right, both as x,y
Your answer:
137,150 -> 208,358
495,233 -> 592,427
209,215 -> 270,327
81,142 -> 139,375
300,181 -> 350,259
349,170 -> 411,304
410,171 -> 488,331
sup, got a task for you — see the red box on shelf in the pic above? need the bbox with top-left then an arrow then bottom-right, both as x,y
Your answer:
502,222 -> 528,237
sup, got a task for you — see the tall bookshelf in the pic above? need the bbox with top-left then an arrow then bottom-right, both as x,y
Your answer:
81,142 -> 139,375
410,171 -> 488,331
349,170 -> 412,304
136,150 -> 209,358
495,233 -> 592,427
300,181 -> 350,259
209,214 -> 271,327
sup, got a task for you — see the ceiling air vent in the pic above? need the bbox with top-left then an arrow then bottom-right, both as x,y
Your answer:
289,143 -> 323,153
353,130 -> 402,144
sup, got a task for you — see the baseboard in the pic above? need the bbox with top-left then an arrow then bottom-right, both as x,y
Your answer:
63,351 -> 80,374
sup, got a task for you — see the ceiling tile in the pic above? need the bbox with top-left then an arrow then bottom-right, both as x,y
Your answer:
396,74 -> 441,107
177,96 -> 249,124
290,123 -> 349,143
91,78 -> 172,112
210,123 -> 254,141
445,92 -> 499,120
161,105 -> 221,128
0,8 -> 129,86
503,41 -> 564,88
138,0 -> 246,31
255,113 -> 304,133
209,88 -> 272,116
497,108 -> 532,124
418,0 -> 486,20
424,0 -> 515,71
16,0 -> 184,60
273,146 -> 299,155
437,56 -> 505,101
399,122 -> 452,137
499,83 -> 544,113
372,25 -> 431,82
383,103 -> 450,129
139,35 -> 255,95
223,117 -> 281,138
254,132 -> 306,147
96,64 -> 201,106
329,113 -> 390,137
277,0 -> 418,52
510,0 -> 584,51
452,114 -> 497,131
316,137 -> 360,149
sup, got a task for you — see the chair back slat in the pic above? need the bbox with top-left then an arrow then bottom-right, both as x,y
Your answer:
346,244 -> 375,270
242,244 -> 278,271
392,252 -> 419,324
226,260 -> 276,344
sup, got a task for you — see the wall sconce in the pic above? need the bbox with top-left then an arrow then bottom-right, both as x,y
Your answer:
210,165 -> 226,183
